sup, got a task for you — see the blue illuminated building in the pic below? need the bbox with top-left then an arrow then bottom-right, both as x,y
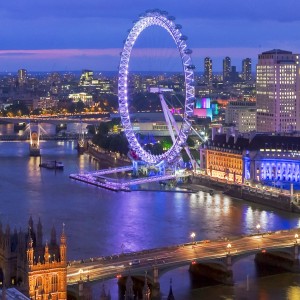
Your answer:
202,132 -> 300,191
244,135 -> 300,190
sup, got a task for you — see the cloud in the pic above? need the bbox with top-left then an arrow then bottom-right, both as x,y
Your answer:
0,47 -> 262,71
0,0 -> 300,23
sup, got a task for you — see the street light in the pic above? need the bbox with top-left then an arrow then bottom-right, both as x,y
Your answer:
190,232 -> 196,245
295,233 -> 299,244
256,224 -> 261,234
227,243 -> 231,255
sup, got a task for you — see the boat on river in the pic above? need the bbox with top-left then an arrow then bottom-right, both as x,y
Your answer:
39,160 -> 64,170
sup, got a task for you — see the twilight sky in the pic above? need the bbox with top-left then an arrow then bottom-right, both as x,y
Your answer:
0,0 -> 300,72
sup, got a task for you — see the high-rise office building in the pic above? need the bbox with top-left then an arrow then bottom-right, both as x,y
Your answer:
256,49 -> 300,132
223,57 -> 231,82
18,69 -> 27,86
79,69 -> 94,86
204,57 -> 212,85
242,58 -> 252,81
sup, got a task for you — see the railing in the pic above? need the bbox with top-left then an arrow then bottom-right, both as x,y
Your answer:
66,228 -> 300,284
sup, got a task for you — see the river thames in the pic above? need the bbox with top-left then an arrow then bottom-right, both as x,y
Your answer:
1,125 -> 300,299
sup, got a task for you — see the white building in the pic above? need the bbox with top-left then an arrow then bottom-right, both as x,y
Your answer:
238,109 -> 256,133
68,92 -> 93,107
225,101 -> 256,132
256,49 -> 300,132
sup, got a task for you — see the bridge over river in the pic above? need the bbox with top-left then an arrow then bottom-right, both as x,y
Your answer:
67,228 -> 300,295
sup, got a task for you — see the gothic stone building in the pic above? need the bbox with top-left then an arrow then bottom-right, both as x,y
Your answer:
0,217 -> 67,299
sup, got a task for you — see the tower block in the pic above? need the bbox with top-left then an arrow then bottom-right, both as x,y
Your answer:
27,222 -> 67,300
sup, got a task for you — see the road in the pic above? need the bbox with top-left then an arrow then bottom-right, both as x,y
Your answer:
66,228 -> 299,285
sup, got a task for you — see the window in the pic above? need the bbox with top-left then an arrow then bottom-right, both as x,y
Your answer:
51,274 -> 58,292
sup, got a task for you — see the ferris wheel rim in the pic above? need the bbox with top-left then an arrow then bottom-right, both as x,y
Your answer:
118,10 -> 195,165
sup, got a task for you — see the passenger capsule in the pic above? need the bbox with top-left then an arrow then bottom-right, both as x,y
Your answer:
175,24 -> 182,29
180,35 -> 188,41
168,16 -> 176,21
184,49 -> 193,54
186,65 -> 196,70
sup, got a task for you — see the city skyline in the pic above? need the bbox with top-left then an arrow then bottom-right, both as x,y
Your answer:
0,0 -> 300,72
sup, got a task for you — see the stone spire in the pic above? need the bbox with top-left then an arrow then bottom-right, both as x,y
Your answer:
60,223 -> 67,263
27,238 -> 34,267
28,216 -> 36,246
167,278 -> 175,300
142,271 -> 150,300
124,275 -> 134,300
36,217 -> 43,247
50,225 -> 57,245
44,242 -> 50,263
4,225 -> 10,252
28,216 -> 34,231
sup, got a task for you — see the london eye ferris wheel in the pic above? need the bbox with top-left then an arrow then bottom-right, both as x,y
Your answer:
118,9 -> 195,166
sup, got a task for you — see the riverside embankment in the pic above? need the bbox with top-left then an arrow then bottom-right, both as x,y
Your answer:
86,143 -> 131,168
192,174 -> 300,213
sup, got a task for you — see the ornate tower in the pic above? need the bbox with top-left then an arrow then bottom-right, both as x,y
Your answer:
27,223 -> 67,300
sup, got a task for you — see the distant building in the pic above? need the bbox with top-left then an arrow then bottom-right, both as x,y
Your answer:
68,92 -> 93,106
242,58 -> 252,81
230,65 -> 239,82
225,101 -> 256,132
193,97 -> 213,120
18,69 -> 27,86
79,70 -> 94,86
37,96 -> 59,109
256,49 -> 300,133
223,57 -> 231,82
204,57 -> 213,85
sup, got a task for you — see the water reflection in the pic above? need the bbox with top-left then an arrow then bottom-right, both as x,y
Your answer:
1,139 -> 300,299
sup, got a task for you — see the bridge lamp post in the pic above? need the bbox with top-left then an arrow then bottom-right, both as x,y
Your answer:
256,224 -> 261,234
190,232 -> 196,247
227,243 -> 232,255
295,233 -> 299,244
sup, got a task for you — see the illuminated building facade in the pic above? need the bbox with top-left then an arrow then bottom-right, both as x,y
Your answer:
204,57 -> 213,85
79,70 -> 94,86
200,133 -> 248,183
256,49 -> 300,133
18,69 -> 27,86
244,135 -> 300,189
242,58 -> 252,81
201,133 -> 300,190
225,101 -> 256,132
27,219 -> 67,300
37,96 -> 59,109
193,98 -> 213,119
68,92 -> 94,106
0,217 -> 67,299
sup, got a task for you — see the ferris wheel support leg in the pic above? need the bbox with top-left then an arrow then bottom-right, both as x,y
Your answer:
159,93 -> 176,144
161,96 -> 196,170
132,160 -> 139,177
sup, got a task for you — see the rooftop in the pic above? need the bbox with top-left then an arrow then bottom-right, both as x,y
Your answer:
261,49 -> 292,55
